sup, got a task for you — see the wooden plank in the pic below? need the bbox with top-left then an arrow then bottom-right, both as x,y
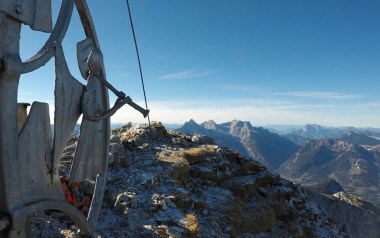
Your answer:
53,43 -> 83,174
77,38 -> 94,79
0,18 -> 26,232
0,0 -> 52,32
69,74 -> 108,183
18,102 -> 64,204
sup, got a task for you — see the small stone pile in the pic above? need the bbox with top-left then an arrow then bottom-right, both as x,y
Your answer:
32,122 -> 348,238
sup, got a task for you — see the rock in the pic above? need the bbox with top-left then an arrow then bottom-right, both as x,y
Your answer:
36,121 -> 354,238
191,134 -> 203,144
114,192 -> 138,214
223,148 -> 240,163
108,152 -> 114,165
203,135 -> 215,144
232,159 -> 264,177
182,145 -> 216,165
121,122 -> 132,131
63,143 -> 77,154
168,157 -> 190,186
121,139 -> 134,149
221,175 -> 254,196
110,134 -> 121,144
189,162 -> 219,183
152,193 -> 172,211
131,171 -> 159,189
80,179 -> 95,195
109,143 -> 123,154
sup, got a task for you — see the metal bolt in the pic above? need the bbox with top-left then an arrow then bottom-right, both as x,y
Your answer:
15,5 -> 23,14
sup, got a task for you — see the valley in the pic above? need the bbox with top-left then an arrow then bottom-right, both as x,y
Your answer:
176,120 -> 380,207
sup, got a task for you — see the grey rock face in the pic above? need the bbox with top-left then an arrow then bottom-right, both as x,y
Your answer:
307,190 -> 380,238
279,139 -> 380,207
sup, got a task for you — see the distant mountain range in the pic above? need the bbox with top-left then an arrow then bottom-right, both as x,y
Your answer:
268,123 -> 380,136
271,124 -> 380,147
177,119 -> 300,170
340,131 -> 380,146
288,124 -> 347,139
279,138 -> 380,206
176,120 -> 380,207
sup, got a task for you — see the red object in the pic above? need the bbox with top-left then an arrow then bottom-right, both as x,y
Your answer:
60,176 -> 92,216
60,177 -> 74,204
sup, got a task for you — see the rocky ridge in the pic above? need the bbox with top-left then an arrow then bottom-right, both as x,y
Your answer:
305,178 -> 380,238
32,122 -> 348,237
307,190 -> 380,238
339,131 -> 380,146
279,139 -> 380,207
306,178 -> 344,195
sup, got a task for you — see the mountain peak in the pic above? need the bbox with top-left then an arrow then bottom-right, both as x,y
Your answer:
230,120 -> 253,129
187,119 -> 198,125
183,119 -> 201,127
178,119 -> 299,170
179,119 -> 203,134
201,120 -> 217,129
291,124 -> 344,140
303,124 -> 323,132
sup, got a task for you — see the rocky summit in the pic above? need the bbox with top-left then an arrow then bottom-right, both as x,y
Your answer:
32,122 -> 349,237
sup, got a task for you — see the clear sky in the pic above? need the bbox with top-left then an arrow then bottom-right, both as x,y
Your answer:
18,0 -> 380,127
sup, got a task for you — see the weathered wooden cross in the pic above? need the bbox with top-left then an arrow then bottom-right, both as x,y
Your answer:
0,1 -> 148,237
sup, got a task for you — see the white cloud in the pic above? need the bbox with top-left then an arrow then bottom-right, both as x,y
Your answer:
110,99 -> 380,128
158,69 -> 216,80
36,97 -> 380,128
273,91 -> 365,100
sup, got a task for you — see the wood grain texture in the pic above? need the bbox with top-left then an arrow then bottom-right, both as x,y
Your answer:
77,38 -> 94,79
0,17 -> 23,218
69,74 -> 108,183
0,0 -> 52,33
53,44 -> 83,176
17,102 -> 64,204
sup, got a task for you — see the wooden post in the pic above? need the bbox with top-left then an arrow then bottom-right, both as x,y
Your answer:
0,1 -> 148,237
0,15 -> 25,237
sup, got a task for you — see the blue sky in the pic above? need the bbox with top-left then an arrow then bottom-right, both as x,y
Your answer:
18,0 -> 380,127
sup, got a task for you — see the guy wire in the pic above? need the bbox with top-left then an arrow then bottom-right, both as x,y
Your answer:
126,0 -> 151,128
